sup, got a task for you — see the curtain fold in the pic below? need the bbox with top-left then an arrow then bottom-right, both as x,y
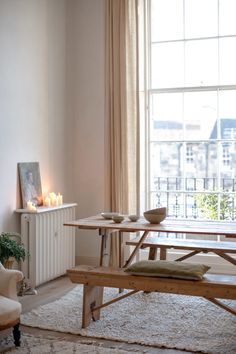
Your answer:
105,0 -> 140,267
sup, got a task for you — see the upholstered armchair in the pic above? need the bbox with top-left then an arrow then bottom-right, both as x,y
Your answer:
0,263 -> 23,346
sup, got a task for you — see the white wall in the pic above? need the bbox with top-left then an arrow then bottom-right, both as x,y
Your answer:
0,0 -> 68,230
0,0 -> 106,265
66,0 -> 106,264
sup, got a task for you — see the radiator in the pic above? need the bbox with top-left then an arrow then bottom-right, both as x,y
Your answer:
20,204 -> 76,287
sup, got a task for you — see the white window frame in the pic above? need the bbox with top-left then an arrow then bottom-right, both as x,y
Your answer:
139,0 -> 236,274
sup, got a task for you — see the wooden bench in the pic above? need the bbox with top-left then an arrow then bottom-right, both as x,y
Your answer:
126,237 -> 236,265
67,265 -> 236,328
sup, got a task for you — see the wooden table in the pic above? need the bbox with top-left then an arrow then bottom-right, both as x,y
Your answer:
65,215 -> 236,326
64,215 -> 236,267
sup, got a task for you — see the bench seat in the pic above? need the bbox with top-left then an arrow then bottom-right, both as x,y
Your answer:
126,237 -> 236,264
67,265 -> 236,328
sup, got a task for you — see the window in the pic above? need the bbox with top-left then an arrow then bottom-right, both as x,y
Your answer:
186,145 -> 194,164
140,0 -> 236,221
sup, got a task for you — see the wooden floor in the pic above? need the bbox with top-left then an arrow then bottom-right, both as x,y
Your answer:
0,275 -> 197,354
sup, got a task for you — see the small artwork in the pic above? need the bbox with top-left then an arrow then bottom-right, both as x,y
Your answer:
18,162 -> 43,208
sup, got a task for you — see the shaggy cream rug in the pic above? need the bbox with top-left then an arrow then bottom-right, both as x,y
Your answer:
21,285 -> 236,354
1,333 -> 134,353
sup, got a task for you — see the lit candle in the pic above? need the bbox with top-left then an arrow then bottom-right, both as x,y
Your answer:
26,201 -> 36,211
44,196 -> 51,207
49,192 -> 57,206
26,201 -> 33,210
57,193 -> 63,205
53,197 -> 58,206
49,192 -> 56,200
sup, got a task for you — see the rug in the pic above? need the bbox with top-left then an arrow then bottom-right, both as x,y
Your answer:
1,333 -> 134,353
21,285 -> 236,354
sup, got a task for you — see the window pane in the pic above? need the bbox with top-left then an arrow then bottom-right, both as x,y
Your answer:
184,91 -> 217,140
220,142 -> 236,178
185,39 -> 218,87
219,90 -> 236,122
151,42 -> 184,88
150,142 -> 182,186
185,0 -> 218,39
151,0 -> 183,41
219,38 -> 236,85
150,191 -> 168,210
219,0 -> 236,36
184,142 -> 218,178
150,93 -> 183,141
219,91 -> 236,146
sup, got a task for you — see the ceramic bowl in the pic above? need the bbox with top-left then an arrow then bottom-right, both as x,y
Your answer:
143,212 -> 166,224
128,215 -> 140,222
143,207 -> 167,224
112,215 -> 124,223
101,212 -> 119,220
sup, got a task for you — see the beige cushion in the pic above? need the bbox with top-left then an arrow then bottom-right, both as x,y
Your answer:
124,260 -> 211,280
0,295 -> 21,327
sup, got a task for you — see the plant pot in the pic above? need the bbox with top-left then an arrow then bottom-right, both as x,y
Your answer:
3,257 -> 15,269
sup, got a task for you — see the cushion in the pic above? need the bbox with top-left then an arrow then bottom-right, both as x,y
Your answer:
124,260 -> 211,280
0,295 -> 21,327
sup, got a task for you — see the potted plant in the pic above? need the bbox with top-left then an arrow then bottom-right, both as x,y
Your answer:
0,232 -> 28,268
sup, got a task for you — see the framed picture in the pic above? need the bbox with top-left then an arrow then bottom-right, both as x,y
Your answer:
18,162 -> 43,208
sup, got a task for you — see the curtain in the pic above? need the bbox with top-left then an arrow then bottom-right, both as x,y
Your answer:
105,0 -> 140,267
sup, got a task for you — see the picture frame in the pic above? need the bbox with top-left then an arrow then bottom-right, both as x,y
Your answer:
18,162 -> 43,208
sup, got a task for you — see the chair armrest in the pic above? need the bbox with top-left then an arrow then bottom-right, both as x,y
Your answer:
0,266 -> 23,301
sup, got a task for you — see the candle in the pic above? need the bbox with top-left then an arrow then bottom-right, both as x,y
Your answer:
26,201 -> 33,210
44,196 -> 51,207
49,192 -> 56,200
26,201 -> 36,211
49,192 -> 57,206
57,193 -> 63,206
47,191 -> 63,207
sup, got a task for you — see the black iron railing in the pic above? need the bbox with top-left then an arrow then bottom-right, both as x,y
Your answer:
151,177 -> 236,220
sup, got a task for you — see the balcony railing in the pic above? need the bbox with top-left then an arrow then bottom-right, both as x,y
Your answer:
151,177 -> 236,220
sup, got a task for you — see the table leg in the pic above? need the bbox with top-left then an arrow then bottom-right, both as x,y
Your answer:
118,231 -> 124,268
123,230 -> 149,268
118,231 -> 124,293
99,229 -> 109,266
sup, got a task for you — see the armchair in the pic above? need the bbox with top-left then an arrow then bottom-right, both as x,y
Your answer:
0,263 -> 23,346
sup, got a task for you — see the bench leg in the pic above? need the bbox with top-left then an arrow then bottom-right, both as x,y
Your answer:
160,248 -> 167,260
148,247 -> 167,260
148,247 -> 157,260
82,285 -> 104,328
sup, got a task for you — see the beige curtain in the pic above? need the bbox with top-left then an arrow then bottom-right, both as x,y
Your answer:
105,0 -> 140,267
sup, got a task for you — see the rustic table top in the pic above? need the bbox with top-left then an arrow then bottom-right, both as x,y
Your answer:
64,214 -> 236,238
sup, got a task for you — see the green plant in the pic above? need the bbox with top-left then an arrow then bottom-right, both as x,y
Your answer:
0,232 -> 28,264
194,192 -> 235,220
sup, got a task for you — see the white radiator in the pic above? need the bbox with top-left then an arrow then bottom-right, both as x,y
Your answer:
20,204 -> 76,287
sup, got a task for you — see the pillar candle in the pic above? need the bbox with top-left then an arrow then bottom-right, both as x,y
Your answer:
44,197 -> 51,207
57,193 -> 63,205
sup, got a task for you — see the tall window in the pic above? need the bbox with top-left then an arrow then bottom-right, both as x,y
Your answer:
141,0 -> 236,221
